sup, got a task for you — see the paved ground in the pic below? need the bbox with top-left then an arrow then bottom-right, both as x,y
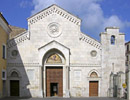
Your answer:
0,97 -> 127,100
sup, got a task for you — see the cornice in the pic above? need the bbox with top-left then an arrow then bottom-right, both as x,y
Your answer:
7,31 -> 29,48
79,33 -> 101,49
28,5 -> 81,26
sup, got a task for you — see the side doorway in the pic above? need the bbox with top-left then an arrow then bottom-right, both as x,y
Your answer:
89,71 -> 100,97
10,80 -> 19,96
89,81 -> 98,96
9,71 -> 21,97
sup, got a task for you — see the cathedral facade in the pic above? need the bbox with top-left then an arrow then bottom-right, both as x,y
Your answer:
7,5 -> 125,98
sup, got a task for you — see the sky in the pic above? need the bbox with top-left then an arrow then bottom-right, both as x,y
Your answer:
0,0 -> 130,41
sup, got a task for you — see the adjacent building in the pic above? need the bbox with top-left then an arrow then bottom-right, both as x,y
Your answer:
0,12 -> 11,97
125,41 -> 130,96
9,25 -> 26,39
126,41 -> 130,67
126,41 -> 130,100
6,5 -> 126,98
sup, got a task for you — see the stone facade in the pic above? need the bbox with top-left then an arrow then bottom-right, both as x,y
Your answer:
7,5 -> 126,98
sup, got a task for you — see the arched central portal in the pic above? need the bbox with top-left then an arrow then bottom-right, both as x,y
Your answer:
43,49 -> 65,97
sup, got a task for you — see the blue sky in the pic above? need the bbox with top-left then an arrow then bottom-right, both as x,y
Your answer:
0,0 -> 130,41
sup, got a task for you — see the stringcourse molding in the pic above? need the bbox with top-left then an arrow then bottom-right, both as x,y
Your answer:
7,63 -> 40,67
28,4 -> 81,26
79,33 -> 101,49
70,63 -> 101,67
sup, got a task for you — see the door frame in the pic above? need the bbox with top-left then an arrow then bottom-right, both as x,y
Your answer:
88,78 -> 101,97
89,81 -> 98,97
38,42 -> 70,97
8,78 -> 21,97
43,65 -> 69,97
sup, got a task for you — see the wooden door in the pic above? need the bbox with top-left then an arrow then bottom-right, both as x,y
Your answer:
10,80 -> 19,96
46,67 -> 63,97
89,81 -> 98,96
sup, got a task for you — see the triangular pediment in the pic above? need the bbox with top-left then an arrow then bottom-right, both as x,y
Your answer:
28,4 -> 81,26
38,40 -> 70,66
38,40 -> 70,51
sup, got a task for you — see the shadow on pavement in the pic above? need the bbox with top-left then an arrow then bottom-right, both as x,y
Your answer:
0,97 -> 127,100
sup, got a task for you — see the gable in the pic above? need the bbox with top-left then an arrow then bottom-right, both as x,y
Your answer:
38,40 -> 70,50
7,4 -> 101,50
28,4 -> 81,26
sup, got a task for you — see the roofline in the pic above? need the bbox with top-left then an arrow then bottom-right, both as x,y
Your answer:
0,12 -> 9,25
8,30 -> 27,41
125,41 -> 130,45
81,32 -> 100,43
0,12 -> 12,33
105,27 -> 120,31
9,25 -> 27,30
27,4 -> 81,21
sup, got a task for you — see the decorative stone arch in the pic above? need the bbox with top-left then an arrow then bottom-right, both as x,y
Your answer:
38,40 -> 70,97
38,40 -> 70,66
88,69 -> 100,78
43,48 -> 66,65
8,69 -> 21,78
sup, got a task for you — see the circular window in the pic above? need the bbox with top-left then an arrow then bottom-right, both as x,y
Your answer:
47,22 -> 62,38
11,50 -> 18,57
90,50 -> 97,57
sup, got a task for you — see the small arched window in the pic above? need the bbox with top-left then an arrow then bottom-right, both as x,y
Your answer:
111,35 -> 115,45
